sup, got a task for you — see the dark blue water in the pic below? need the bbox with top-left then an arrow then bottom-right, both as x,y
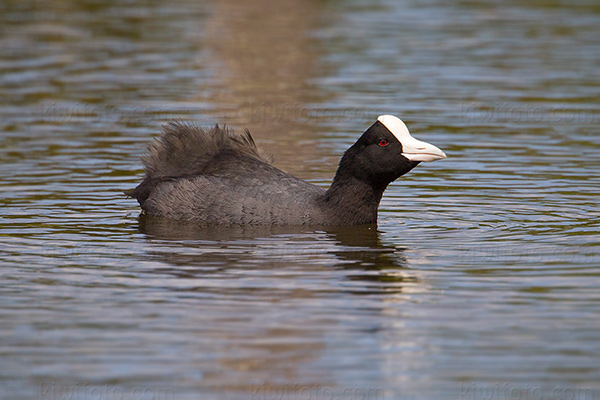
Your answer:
1,0 -> 599,399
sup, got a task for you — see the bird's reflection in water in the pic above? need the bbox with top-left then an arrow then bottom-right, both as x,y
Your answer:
137,213 -> 416,294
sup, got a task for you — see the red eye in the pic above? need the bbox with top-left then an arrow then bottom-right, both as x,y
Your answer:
378,139 -> 389,147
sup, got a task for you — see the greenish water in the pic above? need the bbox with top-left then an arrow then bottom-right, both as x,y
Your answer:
1,0 -> 599,399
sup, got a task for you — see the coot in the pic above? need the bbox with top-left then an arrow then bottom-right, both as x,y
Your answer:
125,115 -> 446,225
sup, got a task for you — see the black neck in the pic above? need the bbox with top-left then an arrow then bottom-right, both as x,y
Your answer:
323,168 -> 387,225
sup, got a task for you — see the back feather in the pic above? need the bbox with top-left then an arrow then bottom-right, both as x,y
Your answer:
142,121 -> 271,179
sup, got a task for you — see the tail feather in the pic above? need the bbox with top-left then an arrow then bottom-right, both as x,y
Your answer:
142,122 -> 270,180
125,121 -> 271,205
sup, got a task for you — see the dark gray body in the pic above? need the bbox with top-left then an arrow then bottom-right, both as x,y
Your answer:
142,154 -> 327,224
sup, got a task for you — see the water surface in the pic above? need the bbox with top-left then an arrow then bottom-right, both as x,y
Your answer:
1,0 -> 599,399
